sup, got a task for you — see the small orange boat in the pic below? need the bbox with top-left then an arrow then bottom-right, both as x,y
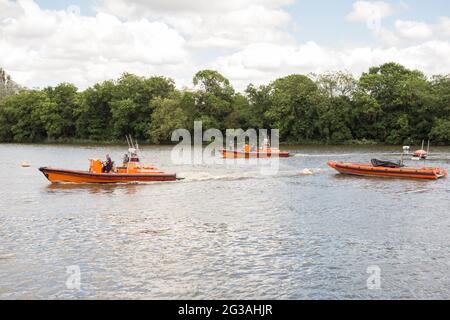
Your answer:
221,149 -> 291,159
39,137 -> 177,184
328,160 -> 447,180
222,142 -> 291,159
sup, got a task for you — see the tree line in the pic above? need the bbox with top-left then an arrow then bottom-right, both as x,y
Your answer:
0,63 -> 449,145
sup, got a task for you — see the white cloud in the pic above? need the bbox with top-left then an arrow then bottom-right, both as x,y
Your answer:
346,1 -> 394,22
438,17 -> 450,37
213,40 -> 450,89
378,18 -> 449,45
346,1 -> 398,45
185,5 -> 293,49
0,0 -> 191,88
98,0 -> 294,49
346,2 -> 448,46
99,0 -> 294,16
395,20 -> 433,40
1,0 -> 450,92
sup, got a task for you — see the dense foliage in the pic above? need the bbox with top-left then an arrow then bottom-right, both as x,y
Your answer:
1,63 -> 449,144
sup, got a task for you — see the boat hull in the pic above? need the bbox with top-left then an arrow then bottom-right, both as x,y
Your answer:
221,149 -> 291,159
327,161 -> 447,180
39,167 -> 177,183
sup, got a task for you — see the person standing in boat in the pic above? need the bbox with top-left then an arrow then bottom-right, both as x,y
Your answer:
103,154 -> 113,173
122,153 -> 129,167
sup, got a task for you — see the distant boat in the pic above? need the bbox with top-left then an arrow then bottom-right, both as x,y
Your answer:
222,141 -> 291,159
411,149 -> 428,161
382,141 -> 445,161
221,149 -> 291,159
411,140 -> 430,161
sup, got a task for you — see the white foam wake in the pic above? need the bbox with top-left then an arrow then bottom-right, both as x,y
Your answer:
177,168 -> 326,182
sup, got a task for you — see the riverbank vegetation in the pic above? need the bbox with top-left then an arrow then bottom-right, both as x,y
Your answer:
0,63 -> 449,145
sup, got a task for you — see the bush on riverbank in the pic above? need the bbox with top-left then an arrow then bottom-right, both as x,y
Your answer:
1,63 -> 449,145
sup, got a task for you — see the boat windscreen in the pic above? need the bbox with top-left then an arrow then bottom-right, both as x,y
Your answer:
371,159 -> 404,168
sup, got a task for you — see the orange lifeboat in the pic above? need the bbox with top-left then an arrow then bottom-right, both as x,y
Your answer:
39,164 -> 177,184
222,142 -> 291,159
39,137 -> 177,184
221,148 -> 291,159
328,160 -> 447,180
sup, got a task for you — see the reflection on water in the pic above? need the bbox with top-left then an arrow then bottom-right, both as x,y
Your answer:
0,143 -> 449,299
46,183 -> 140,195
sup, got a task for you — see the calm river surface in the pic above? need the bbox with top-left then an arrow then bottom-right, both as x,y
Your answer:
0,143 -> 449,299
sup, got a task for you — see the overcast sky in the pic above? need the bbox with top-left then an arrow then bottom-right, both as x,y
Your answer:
1,0 -> 449,90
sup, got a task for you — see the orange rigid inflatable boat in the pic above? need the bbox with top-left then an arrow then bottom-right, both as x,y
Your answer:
39,138 -> 177,184
328,161 -> 447,180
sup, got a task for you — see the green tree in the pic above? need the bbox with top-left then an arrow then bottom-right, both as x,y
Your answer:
315,71 -> 357,98
356,62 -> 431,144
315,96 -> 353,143
430,118 -> 450,144
40,83 -> 80,139
430,75 -> 450,119
0,90 -> 48,142
75,80 -> 115,140
314,72 -> 356,142
351,91 -> 384,141
192,70 -> 235,130
224,93 -> 257,129
265,74 -> 322,141
110,73 -> 175,140
148,93 -> 189,143
244,84 -> 272,129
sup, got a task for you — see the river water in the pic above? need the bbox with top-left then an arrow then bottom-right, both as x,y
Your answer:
0,143 -> 449,299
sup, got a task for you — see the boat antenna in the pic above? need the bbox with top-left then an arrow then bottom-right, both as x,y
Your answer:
128,135 -> 135,149
424,140 -> 430,166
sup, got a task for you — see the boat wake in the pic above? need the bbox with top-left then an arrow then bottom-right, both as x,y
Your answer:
294,153 -> 369,158
399,188 -> 430,195
178,168 -> 326,182
297,168 -> 326,176
177,171 -> 257,182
